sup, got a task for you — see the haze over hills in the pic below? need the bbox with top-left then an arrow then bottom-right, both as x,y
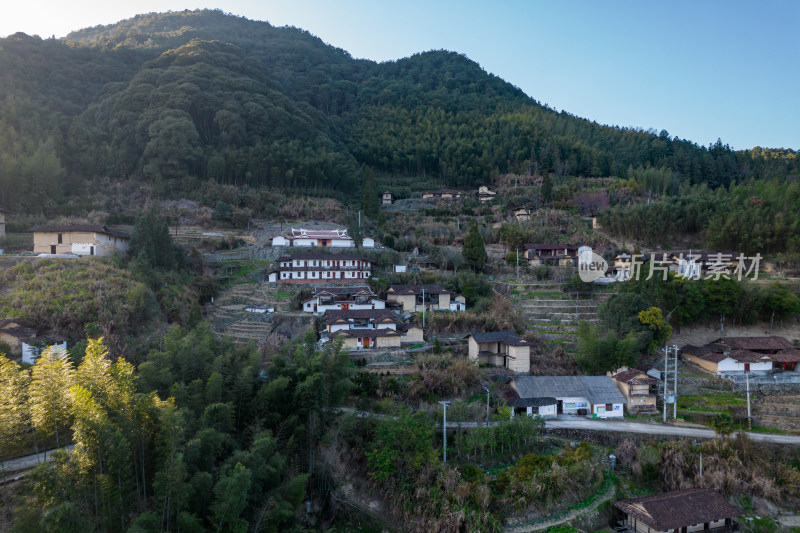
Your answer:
0,8 -> 797,214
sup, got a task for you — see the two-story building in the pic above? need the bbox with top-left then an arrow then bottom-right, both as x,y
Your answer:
477,185 -> 497,202
269,254 -> 373,284
272,228 -> 374,248
609,367 -> 658,413
28,225 -> 130,257
323,309 -> 398,335
382,191 -> 393,205
524,244 -> 580,266
468,331 -> 533,373
302,286 -> 385,314
386,284 -> 466,312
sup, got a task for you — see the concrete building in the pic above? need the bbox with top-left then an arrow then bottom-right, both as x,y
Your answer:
468,331 -> 533,373
509,376 -> 626,418
382,191 -> 393,205
421,190 -> 462,200
28,225 -> 130,257
323,309 -> 398,335
269,254 -> 373,284
0,207 -> 8,239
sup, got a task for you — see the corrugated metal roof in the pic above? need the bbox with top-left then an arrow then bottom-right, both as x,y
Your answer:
512,376 -> 626,405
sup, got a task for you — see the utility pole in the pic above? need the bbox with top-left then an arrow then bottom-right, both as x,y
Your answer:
663,344 -> 668,423
358,210 -> 361,228
421,287 -> 426,328
516,248 -> 519,281
745,370 -> 752,431
673,344 -> 678,420
439,400 -> 450,463
483,386 -> 490,427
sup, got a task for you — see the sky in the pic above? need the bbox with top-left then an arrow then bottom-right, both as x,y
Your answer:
3,1 -> 799,150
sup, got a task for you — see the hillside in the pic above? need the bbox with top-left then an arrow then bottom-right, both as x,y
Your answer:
1,8 -> 798,217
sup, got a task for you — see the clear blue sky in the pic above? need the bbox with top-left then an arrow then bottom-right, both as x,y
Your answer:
4,1 -> 799,150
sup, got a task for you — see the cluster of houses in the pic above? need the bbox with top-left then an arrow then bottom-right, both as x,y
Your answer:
380,185 -> 496,205
681,336 -> 800,375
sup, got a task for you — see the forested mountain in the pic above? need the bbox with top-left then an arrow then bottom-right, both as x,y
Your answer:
0,8 -> 797,213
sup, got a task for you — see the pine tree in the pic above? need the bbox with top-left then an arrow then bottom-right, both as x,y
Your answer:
360,166 -> 379,219
541,173 -> 553,204
462,221 -> 488,272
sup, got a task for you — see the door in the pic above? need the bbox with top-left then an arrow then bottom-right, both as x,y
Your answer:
362,337 -> 370,349
744,363 -> 750,372
90,246 -> 95,256
50,245 -> 56,254
341,304 -> 349,310
557,400 -> 563,414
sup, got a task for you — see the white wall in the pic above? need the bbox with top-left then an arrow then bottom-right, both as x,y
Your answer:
560,397 -> 590,414
272,236 -> 290,246
538,404 -> 557,417
22,341 -> 67,365
592,403 -> 624,418
362,237 -> 375,248
717,358 -> 772,374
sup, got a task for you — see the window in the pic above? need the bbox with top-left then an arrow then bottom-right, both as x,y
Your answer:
606,403 -> 612,411
57,233 -> 63,244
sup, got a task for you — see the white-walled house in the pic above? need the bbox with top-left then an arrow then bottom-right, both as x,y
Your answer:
386,284 -> 466,313
302,286 -> 385,314
271,228 -> 375,249
23,335 -> 67,365
510,376 -> 626,418
271,254 -> 373,284
323,309 -> 398,334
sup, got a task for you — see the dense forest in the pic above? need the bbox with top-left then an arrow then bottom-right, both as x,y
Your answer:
0,8 -> 797,215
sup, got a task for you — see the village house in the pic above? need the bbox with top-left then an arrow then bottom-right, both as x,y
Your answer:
382,191 -> 393,205
509,375 -> 626,418
467,331 -> 533,373
524,243 -> 580,266
302,286 -> 385,314
323,309 -> 398,335
0,319 -> 67,364
269,253 -> 373,284
609,367 -> 658,414
476,185 -> 497,202
329,322 -> 423,350
0,207 -> 8,239
271,228 -> 374,248
512,207 -> 531,221
386,284 -> 466,312
614,489 -> 740,533
421,190 -> 462,200
28,224 -> 130,257
680,336 -> 796,375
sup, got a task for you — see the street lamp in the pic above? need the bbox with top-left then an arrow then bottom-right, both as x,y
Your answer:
483,386 -> 490,427
439,400 -> 451,463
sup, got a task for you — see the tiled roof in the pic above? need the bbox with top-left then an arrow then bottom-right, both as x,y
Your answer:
512,376 -> 626,405
323,309 -> 395,323
27,224 -> 130,239
331,328 -> 401,339
719,336 -> 793,351
726,349 -> 771,363
612,369 -> 656,384
388,284 -> 449,295
471,330 -> 533,346
523,243 -> 578,251
614,489 -> 740,531
770,348 -> 800,363
312,285 -> 374,295
278,253 -> 372,262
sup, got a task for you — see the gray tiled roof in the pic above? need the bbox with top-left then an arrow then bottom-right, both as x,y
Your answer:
512,376 -> 625,405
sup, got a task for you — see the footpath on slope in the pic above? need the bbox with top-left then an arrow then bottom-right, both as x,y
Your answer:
504,474 -> 616,533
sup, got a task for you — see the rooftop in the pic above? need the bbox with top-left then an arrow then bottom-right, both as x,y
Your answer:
27,224 -> 130,239
614,489 -> 741,532
471,330 -> 533,346
512,375 -> 626,405
612,369 -> 656,385
278,253 -> 372,262
388,284 -> 450,295
323,309 -> 396,323
718,336 -> 793,351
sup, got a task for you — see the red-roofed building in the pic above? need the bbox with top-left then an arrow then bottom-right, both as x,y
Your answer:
609,367 -> 658,413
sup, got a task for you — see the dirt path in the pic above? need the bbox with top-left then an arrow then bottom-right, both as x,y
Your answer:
504,478 -> 615,533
